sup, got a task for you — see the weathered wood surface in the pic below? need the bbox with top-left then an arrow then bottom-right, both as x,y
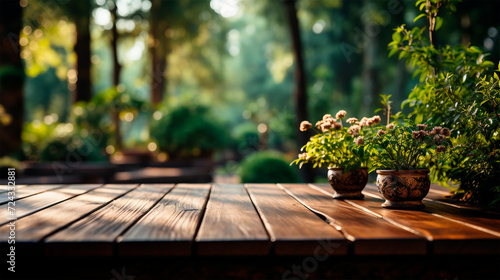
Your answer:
0,184 -> 137,244
0,184 -> 64,204
45,184 -> 170,256
245,184 -> 348,256
279,184 -> 427,255
314,183 -> 500,255
0,184 -> 26,194
118,184 -> 210,256
195,184 -> 270,256
0,183 -> 498,259
0,184 -> 99,224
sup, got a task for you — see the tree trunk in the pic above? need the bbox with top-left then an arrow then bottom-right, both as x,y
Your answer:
150,0 -> 167,106
361,20 -> 379,115
0,0 -> 23,158
111,3 -> 122,151
111,5 -> 121,87
151,39 -> 167,106
74,3 -> 92,102
284,0 -> 314,182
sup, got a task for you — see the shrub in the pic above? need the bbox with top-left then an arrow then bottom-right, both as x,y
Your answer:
238,151 -> 300,183
22,121 -> 107,162
230,122 -> 259,155
40,137 -> 106,162
151,103 -> 228,159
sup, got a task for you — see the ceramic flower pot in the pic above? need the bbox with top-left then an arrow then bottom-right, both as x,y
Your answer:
328,167 -> 368,199
376,169 -> 430,209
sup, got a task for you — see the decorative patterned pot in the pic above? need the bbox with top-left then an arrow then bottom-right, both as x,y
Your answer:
328,167 -> 368,199
376,170 -> 430,209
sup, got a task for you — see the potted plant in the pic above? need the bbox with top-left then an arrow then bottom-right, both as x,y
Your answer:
292,110 -> 378,199
370,119 -> 451,209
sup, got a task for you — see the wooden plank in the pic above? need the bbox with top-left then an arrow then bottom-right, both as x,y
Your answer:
245,184 -> 348,256
0,184 -> 137,244
0,184 -> 100,225
118,184 -> 211,257
44,184 -> 172,257
0,184 -> 64,204
279,184 -> 427,255
425,187 -> 500,214
362,184 -> 500,237
195,184 -> 270,256
313,183 -> 500,255
0,184 -> 26,194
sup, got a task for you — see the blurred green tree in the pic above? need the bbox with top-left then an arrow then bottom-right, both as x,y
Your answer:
149,0 -> 225,106
0,0 -> 23,157
63,1 -> 92,102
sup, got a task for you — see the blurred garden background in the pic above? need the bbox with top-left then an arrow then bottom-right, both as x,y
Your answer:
0,0 -> 498,184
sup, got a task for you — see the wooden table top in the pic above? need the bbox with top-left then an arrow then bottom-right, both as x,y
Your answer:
1,183 -> 499,257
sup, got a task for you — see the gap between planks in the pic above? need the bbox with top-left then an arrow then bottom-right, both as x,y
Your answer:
278,183 -> 428,255
244,184 -> 348,256
315,183 -> 500,254
44,184 -> 174,257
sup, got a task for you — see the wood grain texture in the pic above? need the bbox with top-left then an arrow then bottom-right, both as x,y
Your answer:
118,184 -> 211,257
245,184 -> 348,256
0,184 -> 64,204
195,184 -> 270,256
44,184 -> 172,256
322,184 -> 500,255
0,184 -> 137,244
0,184 -> 99,225
0,184 -> 26,194
279,184 -> 427,255
363,184 -> 500,236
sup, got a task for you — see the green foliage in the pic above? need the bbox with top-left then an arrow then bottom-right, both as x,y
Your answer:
40,136 -> 105,162
90,87 -> 149,114
74,86 -> 150,149
230,122 -> 259,153
151,103 -> 228,159
369,119 -> 451,171
22,121 -> 106,162
389,0 -> 500,205
0,157 -> 21,169
443,65 -> 500,206
389,0 -> 493,126
239,151 -> 300,183
291,110 -> 377,172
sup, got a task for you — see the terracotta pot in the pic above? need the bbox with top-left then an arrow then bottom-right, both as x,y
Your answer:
328,167 -> 368,199
376,169 -> 430,209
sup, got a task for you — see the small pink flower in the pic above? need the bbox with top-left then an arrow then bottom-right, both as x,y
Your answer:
346,118 -> 358,124
436,145 -> 446,153
377,129 -> 387,137
370,115 -> 381,125
354,136 -> 364,145
347,125 -> 360,135
300,121 -> 312,131
434,134 -> 445,144
359,117 -> 369,127
417,124 -> 428,131
322,114 -> 335,124
442,127 -> 451,137
321,123 -> 332,132
386,123 -> 395,130
431,126 -> 443,135
335,110 -> 347,120
412,130 -> 427,141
